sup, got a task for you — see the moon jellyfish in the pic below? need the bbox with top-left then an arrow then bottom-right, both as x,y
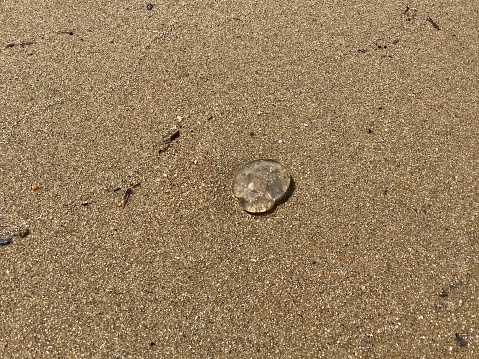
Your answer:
233,159 -> 291,213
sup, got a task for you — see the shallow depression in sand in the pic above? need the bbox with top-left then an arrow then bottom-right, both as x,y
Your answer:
232,159 -> 291,213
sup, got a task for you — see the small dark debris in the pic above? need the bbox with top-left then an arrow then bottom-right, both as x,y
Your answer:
392,39 -> 399,45
146,3 -> 154,10
81,201 -> 90,206
5,41 -> 34,49
18,228 -> 30,238
249,131 -> 255,137
121,183 -> 140,207
311,261 -> 318,266
0,237 -> 12,246
149,341 -> 156,347
367,128 -> 372,134
357,49 -> 368,53
403,6 -> 417,21
439,289 -> 448,297
455,333 -> 467,347
404,6 -> 417,15
158,125 -> 181,154
169,129 -> 180,142
426,16 -> 440,30
123,188 -> 133,203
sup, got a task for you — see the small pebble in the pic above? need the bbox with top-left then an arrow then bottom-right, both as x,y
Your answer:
146,3 -> 153,10
0,237 -> 12,245
232,159 -> 291,213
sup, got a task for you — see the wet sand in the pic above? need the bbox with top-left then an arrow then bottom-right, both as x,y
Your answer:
1,1 -> 478,357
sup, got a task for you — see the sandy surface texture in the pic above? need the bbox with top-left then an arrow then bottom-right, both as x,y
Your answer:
1,0 -> 478,357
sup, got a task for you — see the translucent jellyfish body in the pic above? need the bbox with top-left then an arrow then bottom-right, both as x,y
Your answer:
233,159 -> 291,213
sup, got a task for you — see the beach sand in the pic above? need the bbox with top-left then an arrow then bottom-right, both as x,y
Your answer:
1,1 -> 478,357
